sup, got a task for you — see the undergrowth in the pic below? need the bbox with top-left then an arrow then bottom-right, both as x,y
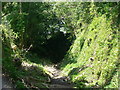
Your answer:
60,4 -> 119,88
1,17 -> 51,88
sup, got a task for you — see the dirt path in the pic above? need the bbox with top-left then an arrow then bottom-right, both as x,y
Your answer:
2,73 -> 14,89
44,65 -> 74,89
2,62 -> 74,89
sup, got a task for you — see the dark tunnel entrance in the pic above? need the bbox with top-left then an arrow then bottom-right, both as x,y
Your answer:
29,31 -> 72,64
44,31 -> 72,64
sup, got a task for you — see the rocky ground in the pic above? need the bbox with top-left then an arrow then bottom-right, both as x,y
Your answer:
44,65 -> 74,89
2,63 -> 74,89
2,73 -> 14,89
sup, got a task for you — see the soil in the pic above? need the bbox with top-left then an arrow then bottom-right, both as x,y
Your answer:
2,73 -> 14,89
2,63 -> 74,89
44,65 -> 74,89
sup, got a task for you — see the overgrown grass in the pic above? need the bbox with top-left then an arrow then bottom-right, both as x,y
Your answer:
60,15 -> 119,88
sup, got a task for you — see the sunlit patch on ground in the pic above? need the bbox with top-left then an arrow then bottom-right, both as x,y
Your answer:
44,65 -> 74,88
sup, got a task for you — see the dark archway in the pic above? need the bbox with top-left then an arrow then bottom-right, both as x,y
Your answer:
44,32 -> 71,63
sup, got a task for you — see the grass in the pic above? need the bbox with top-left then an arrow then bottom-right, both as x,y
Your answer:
60,15 -> 119,88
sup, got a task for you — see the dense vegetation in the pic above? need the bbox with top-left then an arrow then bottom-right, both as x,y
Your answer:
1,2 -> 119,89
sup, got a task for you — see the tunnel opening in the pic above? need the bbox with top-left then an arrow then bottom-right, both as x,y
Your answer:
44,31 -> 72,64
30,31 -> 72,64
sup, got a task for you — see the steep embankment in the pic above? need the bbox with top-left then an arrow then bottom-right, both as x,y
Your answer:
61,15 -> 119,88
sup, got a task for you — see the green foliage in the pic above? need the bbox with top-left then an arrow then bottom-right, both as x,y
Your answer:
2,2 -> 119,89
53,2 -> 91,37
60,2 -> 119,88
2,2 -> 61,51
16,80 -> 26,88
2,14 -> 50,88
104,69 -> 119,88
